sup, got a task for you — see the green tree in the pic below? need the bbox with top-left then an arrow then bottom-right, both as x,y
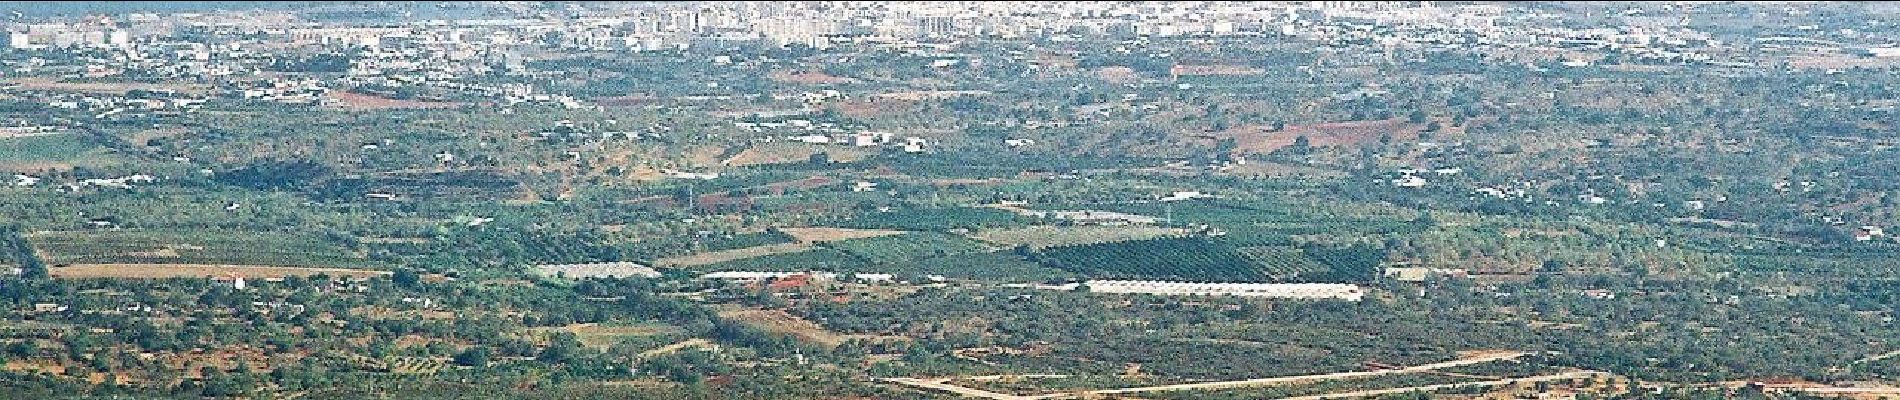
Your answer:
453,346 -> 493,367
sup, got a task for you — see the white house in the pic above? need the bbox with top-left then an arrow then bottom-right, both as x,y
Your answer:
790,134 -> 831,144
664,169 -> 720,180
1160,191 -> 1212,202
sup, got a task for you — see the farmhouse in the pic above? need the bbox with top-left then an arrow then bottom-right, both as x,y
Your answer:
664,169 -> 720,180
78,174 -> 157,189
789,134 -> 831,144
1855,226 -> 1885,242
853,131 -> 892,146
1081,280 -> 1365,301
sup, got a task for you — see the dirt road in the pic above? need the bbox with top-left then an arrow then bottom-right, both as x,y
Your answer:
1268,371 -> 1611,400
878,377 -> 1036,400
1062,351 -> 1527,397
883,351 -> 1529,400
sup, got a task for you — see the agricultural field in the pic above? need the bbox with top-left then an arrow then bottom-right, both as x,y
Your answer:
1235,246 -> 1329,281
696,247 -> 868,272
777,227 -> 907,243
527,322 -> 687,350
653,243 -> 814,267
836,207 -> 1025,231
822,232 -> 991,264
886,251 -> 1074,281
3,2 -> 1899,399
27,230 -> 372,268
969,225 -> 1185,249
46,264 -> 389,279
697,230 -> 797,252
1036,237 -> 1268,281
0,134 -> 122,172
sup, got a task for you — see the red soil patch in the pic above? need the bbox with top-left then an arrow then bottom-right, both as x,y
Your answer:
1215,118 -> 1426,154
327,91 -> 462,110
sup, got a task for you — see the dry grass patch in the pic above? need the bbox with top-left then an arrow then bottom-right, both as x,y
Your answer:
714,306 -> 905,348
778,227 -> 907,243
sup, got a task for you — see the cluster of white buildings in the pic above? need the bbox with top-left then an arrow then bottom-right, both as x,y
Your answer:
5,21 -> 132,50
62,174 -> 157,191
1389,166 -> 1464,189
